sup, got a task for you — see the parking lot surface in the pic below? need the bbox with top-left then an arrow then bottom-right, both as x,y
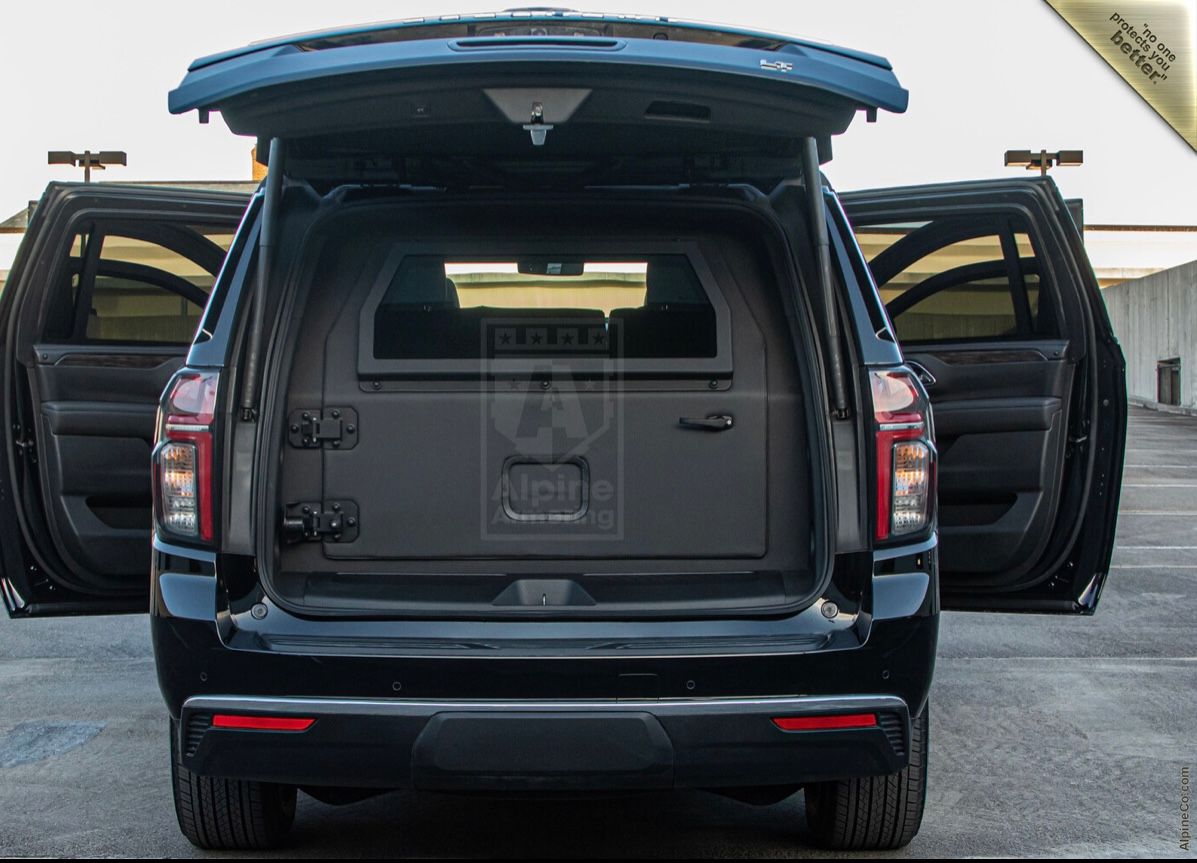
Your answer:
0,406 -> 1192,858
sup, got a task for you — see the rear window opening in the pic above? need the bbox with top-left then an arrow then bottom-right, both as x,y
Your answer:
372,255 -> 717,361
263,197 -> 821,622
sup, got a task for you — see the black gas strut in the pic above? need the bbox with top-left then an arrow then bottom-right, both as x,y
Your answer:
240,138 -> 285,421
800,137 -> 849,419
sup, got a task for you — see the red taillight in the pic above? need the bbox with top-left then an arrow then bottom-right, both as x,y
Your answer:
211,714 -> 315,732
871,370 -> 933,541
154,371 -> 219,543
772,713 -> 878,731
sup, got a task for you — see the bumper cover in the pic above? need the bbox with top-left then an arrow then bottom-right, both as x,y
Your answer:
180,694 -> 909,791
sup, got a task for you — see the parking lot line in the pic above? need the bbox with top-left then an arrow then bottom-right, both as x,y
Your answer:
1121,484 -> 1197,488
1114,545 -> 1197,549
1114,510 -> 1197,515
1122,464 -> 1197,468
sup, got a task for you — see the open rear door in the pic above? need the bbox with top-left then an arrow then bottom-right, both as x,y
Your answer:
842,178 -> 1126,613
0,183 -> 248,616
167,13 -> 908,189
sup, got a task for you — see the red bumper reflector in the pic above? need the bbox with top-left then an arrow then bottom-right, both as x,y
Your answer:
772,713 -> 878,731
211,714 -> 315,731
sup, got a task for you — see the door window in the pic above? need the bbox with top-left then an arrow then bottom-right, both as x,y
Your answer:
46,223 -> 234,346
86,272 -> 203,344
854,217 -> 1051,344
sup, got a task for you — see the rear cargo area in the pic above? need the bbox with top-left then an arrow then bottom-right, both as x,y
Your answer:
262,192 -> 821,618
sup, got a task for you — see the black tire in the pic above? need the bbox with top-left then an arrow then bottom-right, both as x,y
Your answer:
804,704 -> 928,850
169,720 -> 297,850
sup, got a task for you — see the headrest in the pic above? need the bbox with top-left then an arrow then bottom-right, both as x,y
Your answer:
383,257 -> 459,308
645,256 -> 705,305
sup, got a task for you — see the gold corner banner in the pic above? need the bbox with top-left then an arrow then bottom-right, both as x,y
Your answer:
1046,0 -> 1196,150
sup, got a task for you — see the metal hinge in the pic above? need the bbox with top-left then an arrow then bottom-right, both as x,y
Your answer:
1066,428 -> 1090,457
282,501 -> 359,543
287,408 -> 358,449
13,430 -> 36,463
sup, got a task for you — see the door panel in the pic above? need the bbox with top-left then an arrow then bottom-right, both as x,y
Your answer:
32,348 -> 185,581
911,346 -> 1073,581
842,178 -> 1127,613
0,184 -> 248,617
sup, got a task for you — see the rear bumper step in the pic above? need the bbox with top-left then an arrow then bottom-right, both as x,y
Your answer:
179,694 -> 909,791
272,568 -> 815,620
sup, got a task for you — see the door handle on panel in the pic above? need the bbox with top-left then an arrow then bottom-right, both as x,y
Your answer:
679,415 -> 734,431
907,361 -> 936,388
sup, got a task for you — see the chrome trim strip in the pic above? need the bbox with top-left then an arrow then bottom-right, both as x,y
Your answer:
872,533 -> 937,561
152,535 -> 217,562
184,693 -> 908,717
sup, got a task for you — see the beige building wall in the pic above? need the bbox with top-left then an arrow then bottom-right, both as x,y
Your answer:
1102,259 -> 1197,410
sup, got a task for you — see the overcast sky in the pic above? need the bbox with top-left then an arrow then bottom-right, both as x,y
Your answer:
1,0 -> 1194,224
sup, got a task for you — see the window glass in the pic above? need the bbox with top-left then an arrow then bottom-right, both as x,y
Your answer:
49,223 -> 231,345
97,232 -> 230,293
86,274 -> 203,343
891,275 -> 1018,342
853,219 -> 1044,344
373,255 -> 716,360
446,262 -> 648,315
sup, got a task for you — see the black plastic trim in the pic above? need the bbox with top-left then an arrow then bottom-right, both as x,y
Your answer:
179,693 -> 909,790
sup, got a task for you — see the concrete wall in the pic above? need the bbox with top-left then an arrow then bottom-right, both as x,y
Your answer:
1102,258 -> 1197,409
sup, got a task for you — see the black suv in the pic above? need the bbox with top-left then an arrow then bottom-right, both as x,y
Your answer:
0,12 -> 1126,852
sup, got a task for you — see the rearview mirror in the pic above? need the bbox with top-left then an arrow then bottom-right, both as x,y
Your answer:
517,257 -> 585,276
